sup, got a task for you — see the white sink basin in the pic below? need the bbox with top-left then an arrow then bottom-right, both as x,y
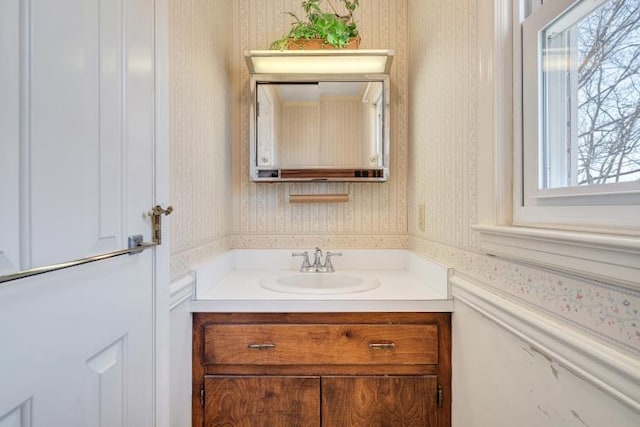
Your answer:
260,273 -> 381,295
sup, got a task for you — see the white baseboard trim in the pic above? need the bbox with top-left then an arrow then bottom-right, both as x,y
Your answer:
451,275 -> 640,412
169,274 -> 194,311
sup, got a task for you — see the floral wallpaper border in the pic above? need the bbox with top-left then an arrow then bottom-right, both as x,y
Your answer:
409,236 -> 640,355
230,234 -> 409,250
170,236 -> 231,280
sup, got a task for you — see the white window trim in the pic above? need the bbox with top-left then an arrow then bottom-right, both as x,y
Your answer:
472,224 -> 640,288
474,0 -> 640,290
520,0 -> 640,232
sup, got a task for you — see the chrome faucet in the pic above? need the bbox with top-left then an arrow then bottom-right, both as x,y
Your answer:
292,251 -> 315,272
312,247 -> 323,270
292,247 -> 342,273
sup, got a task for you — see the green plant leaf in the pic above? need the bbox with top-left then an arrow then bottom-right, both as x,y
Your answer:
269,0 -> 360,49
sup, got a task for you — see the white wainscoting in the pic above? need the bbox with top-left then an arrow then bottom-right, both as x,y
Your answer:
169,274 -> 194,427
451,275 -> 640,426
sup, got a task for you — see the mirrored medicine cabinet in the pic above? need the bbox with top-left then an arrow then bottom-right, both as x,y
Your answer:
245,50 -> 394,182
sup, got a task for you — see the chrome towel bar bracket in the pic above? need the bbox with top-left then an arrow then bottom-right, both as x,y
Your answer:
0,205 -> 173,285
0,238 -> 157,285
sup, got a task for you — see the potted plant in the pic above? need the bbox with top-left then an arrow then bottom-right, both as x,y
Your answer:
269,0 -> 360,50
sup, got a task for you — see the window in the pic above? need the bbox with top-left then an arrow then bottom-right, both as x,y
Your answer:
473,0 -> 640,288
540,0 -> 640,188
520,0 -> 640,233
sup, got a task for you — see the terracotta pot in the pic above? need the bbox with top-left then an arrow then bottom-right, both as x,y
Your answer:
286,37 -> 360,50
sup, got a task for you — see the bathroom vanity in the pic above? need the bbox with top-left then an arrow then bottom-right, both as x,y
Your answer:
192,311 -> 450,426
190,249 -> 453,426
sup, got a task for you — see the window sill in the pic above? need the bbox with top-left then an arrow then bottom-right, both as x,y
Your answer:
472,225 -> 640,289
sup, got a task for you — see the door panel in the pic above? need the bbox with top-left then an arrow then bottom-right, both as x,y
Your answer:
0,258 -> 154,427
0,0 -> 157,425
205,376 -> 320,427
0,0 -> 21,274
322,376 -> 438,426
96,0 -> 125,252
29,0 -> 127,266
85,337 -> 126,427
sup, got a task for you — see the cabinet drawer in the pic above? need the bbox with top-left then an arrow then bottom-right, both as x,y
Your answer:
203,324 -> 438,366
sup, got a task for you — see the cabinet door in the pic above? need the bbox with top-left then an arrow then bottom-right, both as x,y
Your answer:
322,376 -> 438,427
205,376 -> 320,427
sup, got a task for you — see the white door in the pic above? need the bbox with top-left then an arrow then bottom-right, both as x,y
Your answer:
0,0 -> 162,426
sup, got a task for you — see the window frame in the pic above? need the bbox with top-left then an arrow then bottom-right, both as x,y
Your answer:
473,0 -> 640,289
520,0 -> 640,233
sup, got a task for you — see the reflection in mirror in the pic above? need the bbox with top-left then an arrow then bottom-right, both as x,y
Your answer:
252,80 -> 388,181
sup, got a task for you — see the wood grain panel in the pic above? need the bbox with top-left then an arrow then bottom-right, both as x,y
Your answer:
280,168 -> 384,179
289,194 -> 349,203
203,323 -> 438,366
322,376 -> 438,426
193,312 -> 452,427
204,376 -> 320,427
205,364 -> 440,376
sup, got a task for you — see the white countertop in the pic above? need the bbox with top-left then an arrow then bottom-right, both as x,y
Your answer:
190,249 -> 453,313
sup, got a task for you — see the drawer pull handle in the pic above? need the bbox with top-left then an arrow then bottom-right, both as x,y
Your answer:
368,342 -> 395,350
247,343 -> 276,350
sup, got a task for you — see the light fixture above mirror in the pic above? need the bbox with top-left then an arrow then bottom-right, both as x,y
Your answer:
245,49 -> 394,75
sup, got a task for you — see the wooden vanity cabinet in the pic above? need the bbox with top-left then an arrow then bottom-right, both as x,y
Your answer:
192,312 -> 451,427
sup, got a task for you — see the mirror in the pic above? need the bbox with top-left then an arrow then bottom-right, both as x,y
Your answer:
250,78 -> 390,181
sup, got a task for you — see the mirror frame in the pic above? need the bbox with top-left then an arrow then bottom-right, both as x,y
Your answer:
249,73 -> 391,182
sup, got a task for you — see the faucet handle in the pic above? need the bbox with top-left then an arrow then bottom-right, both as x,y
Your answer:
292,251 -> 314,272
320,251 -> 342,273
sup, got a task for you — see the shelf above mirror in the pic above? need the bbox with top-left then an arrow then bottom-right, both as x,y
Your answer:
245,49 -> 394,75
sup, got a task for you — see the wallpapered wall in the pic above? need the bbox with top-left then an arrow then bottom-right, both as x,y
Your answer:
169,0 -> 232,277
229,0 -> 409,248
407,0 -> 478,250
405,0 -> 640,355
167,0 -> 640,355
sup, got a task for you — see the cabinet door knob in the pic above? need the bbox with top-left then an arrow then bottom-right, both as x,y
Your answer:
368,342 -> 395,350
247,343 -> 276,350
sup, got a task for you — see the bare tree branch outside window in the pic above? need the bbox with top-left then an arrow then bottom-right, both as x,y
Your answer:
576,0 -> 640,185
